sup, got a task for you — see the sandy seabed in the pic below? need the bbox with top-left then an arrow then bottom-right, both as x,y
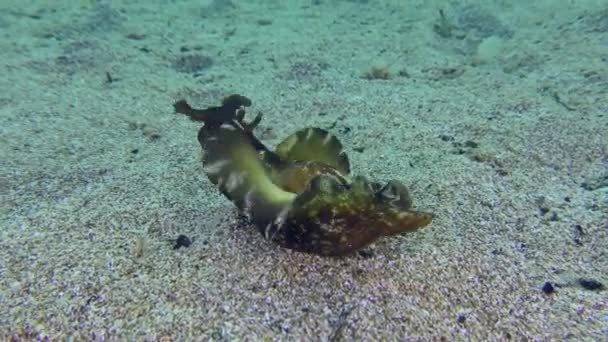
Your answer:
1,0 -> 606,340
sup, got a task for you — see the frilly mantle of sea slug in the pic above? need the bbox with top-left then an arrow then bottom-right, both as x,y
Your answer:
174,94 -> 432,256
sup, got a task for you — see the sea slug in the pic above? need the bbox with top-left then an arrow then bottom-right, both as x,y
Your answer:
174,95 -> 432,256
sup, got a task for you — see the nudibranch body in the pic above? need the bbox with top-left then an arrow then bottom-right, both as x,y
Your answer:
175,95 -> 432,256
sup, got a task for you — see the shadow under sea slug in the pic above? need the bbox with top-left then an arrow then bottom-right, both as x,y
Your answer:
174,95 -> 432,256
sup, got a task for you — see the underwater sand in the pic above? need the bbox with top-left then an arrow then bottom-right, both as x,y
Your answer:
1,0 -> 606,340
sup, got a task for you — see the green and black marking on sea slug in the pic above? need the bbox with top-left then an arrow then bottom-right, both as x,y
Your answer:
174,95 -> 432,256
